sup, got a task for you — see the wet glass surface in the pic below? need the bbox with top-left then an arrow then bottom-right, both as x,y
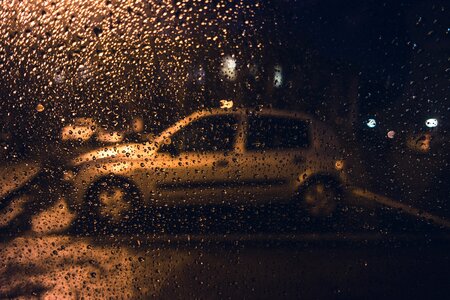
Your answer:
1,0 -> 450,298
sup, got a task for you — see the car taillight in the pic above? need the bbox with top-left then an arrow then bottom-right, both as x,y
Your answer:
334,160 -> 344,170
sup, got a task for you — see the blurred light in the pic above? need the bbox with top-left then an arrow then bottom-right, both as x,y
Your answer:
224,57 -> 236,69
219,99 -> 233,109
425,118 -> 438,128
335,160 -> 344,170
221,56 -> 237,81
195,66 -> 205,83
387,130 -> 395,139
274,65 -> 283,88
36,103 -> 45,112
366,118 -> 376,128
420,133 -> 431,152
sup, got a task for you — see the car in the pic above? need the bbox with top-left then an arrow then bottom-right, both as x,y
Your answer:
0,161 -> 42,228
63,108 -> 350,224
61,117 -> 97,142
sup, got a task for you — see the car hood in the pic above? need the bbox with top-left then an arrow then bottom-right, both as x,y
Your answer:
71,142 -> 157,166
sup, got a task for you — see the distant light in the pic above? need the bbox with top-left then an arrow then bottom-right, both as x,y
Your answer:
221,56 -> 237,81
387,130 -> 395,139
366,118 -> 376,128
219,99 -> 233,109
274,65 -> 283,88
425,118 -> 438,128
36,103 -> 45,112
224,57 -> 236,69
195,66 -> 205,82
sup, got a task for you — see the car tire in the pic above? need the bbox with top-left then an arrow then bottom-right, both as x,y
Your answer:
299,179 -> 341,217
82,176 -> 143,228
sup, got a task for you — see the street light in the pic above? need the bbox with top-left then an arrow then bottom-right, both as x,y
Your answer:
425,118 -> 438,128
366,118 -> 376,128
221,56 -> 237,81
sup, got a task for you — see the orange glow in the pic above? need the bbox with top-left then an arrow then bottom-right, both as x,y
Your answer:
335,160 -> 344,170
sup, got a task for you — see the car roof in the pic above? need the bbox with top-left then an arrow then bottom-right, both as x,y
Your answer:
189,107 -> 314,121
156,107 -> 319,143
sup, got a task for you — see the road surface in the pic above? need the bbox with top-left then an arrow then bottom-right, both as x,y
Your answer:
1,170 -> 450,299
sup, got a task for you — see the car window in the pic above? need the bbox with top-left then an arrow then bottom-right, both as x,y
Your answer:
163,114 -> 238,153
246,116 -> 310,150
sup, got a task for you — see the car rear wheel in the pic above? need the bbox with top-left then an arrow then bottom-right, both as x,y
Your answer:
300,180 -> 340,217
84,177 -> 143,226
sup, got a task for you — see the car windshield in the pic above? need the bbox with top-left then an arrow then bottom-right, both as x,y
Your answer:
1,0 -> 450,298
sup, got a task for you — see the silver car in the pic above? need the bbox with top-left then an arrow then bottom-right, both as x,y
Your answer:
64,108 -> 349,224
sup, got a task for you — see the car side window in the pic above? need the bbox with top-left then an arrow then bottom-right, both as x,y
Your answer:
163,115 -> 238,153
246,116 -> 310,150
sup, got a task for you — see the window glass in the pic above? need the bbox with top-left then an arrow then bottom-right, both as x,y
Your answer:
247,116 -> 310,150
166,115 -> 238,153
1,1 -> 450,298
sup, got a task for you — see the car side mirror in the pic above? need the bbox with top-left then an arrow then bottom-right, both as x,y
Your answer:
167,143 -> 180,156
160,138 -> 180,156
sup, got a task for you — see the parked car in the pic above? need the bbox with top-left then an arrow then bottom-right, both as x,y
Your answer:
64,108 -> 350,224
0,161 -> 41,201
0,161 -> 41,228
61,117 -> 97,142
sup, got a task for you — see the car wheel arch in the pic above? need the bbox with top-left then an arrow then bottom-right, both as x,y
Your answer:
85,174 -> 144,203
298,173 -> 344,194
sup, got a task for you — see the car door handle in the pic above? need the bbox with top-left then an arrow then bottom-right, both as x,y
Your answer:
216,160 -> 229,168
293,156 -> 305,165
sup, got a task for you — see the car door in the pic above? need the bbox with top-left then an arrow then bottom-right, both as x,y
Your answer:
154,113 -> 241,205
234,114 -> 312,204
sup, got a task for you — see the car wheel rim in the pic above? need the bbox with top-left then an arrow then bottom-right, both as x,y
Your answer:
98,186 -> 131,223
304,183 -> 337,217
